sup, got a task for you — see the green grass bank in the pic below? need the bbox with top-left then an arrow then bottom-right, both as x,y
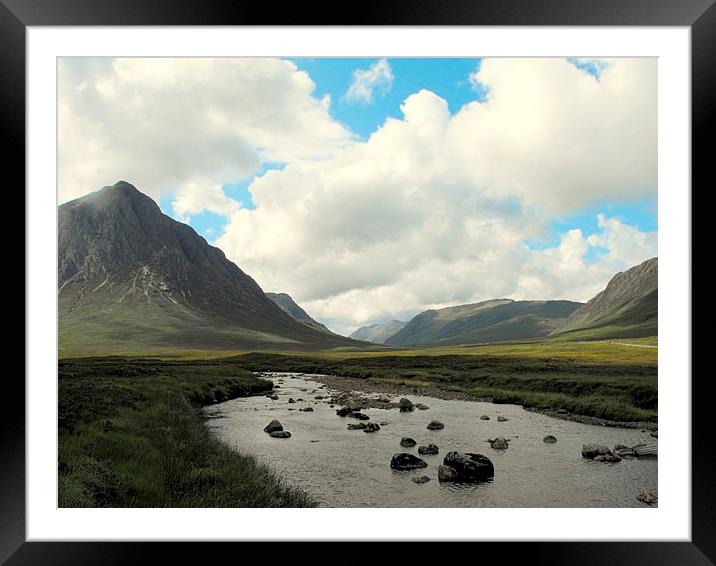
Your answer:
58,357 -> 314,507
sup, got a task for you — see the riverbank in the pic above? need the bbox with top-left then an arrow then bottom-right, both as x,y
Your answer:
303,373 -> 658,431
58,357 -> 314,507
230,349 -> 657,423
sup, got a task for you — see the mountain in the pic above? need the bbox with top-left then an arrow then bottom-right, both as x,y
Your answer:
58,181 -> 361,354
349,320 -> 407,344
266,292 -> 332,333
552,257 -> 657,339
385,299 -> 583,347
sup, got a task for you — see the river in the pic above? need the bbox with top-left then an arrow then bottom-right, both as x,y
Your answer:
204,372 -> 657,507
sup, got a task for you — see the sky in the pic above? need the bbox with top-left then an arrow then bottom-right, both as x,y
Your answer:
58,57 -> 657,336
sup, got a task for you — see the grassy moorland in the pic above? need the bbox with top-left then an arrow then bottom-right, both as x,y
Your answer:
223,339 -> 658,423
58,358 -> 314,508
58,338 -> 657,507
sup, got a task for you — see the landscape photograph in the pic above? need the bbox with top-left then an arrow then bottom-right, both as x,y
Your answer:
58,56 -> 658,508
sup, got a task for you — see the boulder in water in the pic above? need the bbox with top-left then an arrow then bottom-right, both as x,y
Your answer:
497,416 -> 508,422
347,423 -> 367,430
399,398 -> 415,412
442,451 -> 494,482
480,415 -> 490,421
582,444 -> 621,462
489,437 -> 509,450
400,437 -> 417,447
418,444 -> 439,455
426,420 -> 445,430
347,412 -> 370,420
263,420 -> 283,433
636,490 -> 657,504
412,475 -> 431,484
543,435 -> 557,443
390,453 -> 428,470
269,430 -> 291,438
438,465 -> 459,482
363,422 -> 381,433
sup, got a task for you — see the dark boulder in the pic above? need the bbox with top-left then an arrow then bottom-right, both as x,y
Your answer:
426,420 -> 445,430
347,412 -> 370,420
636,490 -> 657,504
582,444 -> 621,462
497,416 -> 508,422
543,435 -> 557,443
269,430 -> 291,438
489,437 -> 509,450
263,420 -> 283,433
399,398 -> 415,412
390,453 -> 428,470
418,444 -> 439,455
347,423 -> 367,430
400,437 -> 417,447
363,422 -> 381,433
438,465 -> 459,482
411,476 -> 431,484
442,451 -> 494,482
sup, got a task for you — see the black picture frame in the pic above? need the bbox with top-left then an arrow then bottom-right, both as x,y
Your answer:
6,0 -> 710,563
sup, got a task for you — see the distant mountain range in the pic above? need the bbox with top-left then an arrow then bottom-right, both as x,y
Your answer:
266,292 -> 332,334
58,182 -> 361,354
349,320 -> 407,344
58,182 -> 657,354
551,257 -> 657,340
385,299 -> 583,347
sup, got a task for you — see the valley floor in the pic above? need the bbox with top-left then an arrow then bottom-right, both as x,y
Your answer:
58,338 -> 657,508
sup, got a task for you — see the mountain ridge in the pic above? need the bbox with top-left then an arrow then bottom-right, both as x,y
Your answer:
386,299 -> 583,347
59,181 -> 362,354
552,257 -> 657,339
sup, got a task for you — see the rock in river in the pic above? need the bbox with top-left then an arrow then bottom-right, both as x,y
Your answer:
347,423 -> 367,430
480,415 -> 490,420
269,431 -> 291,438
442,451 -> 494,482
399,398 -> 415,412
543,435 -> 557,443
582,444 -> 621,462
438,465 -> 459,482
497,416 -> 508,422
418,444 -> 439,455
263,419 -> 283,433
400,437 -> 417,447
347,412 -> 370,420
489,437 -> 509,450
412,476 -> 431,484
363,422 -> 381,433
390,453 -> 428,470
426,420 -> 445,430
636,490 -> 657,504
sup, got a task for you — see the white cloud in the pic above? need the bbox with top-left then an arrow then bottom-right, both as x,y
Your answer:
344,59 -> 394,104
58,58 -> 353,206
60,57 -> 657,336
215,58 -> 657,334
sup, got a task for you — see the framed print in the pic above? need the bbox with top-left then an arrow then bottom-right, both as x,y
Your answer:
7,0 -> 711,563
